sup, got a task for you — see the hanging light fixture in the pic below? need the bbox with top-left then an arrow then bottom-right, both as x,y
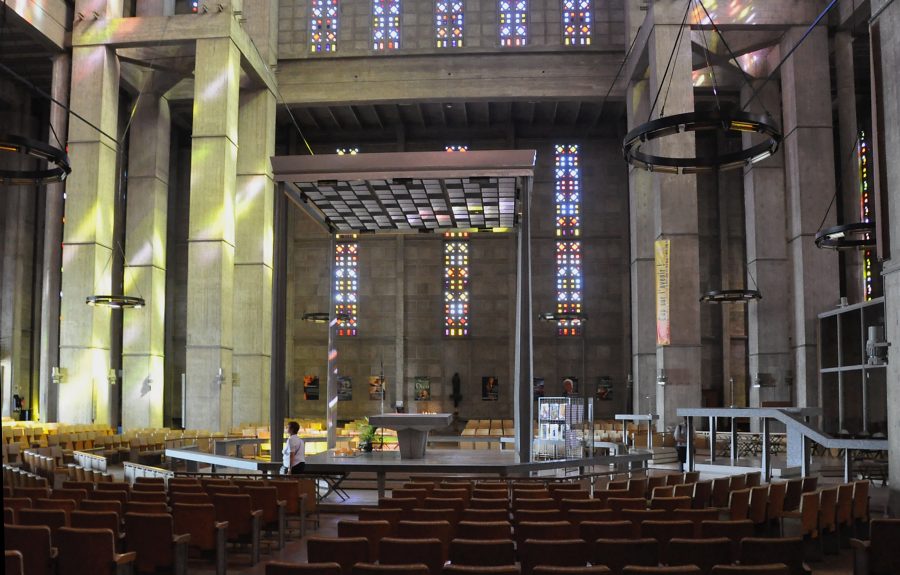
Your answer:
815,222 -> 877,250
700,289 -> 762,303
537,312 -> 588,322
0,134 -> 71,185
302,312 -> 352,323
85,295 -> 145,309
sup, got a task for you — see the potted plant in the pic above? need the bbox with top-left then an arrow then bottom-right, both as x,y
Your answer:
358,421 -> 377,452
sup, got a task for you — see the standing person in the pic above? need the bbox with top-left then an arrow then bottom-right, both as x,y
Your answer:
673,420 -> 687,472
282,421 -> 306,475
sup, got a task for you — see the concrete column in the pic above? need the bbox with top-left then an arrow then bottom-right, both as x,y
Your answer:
743,81 -> 792,412
871,0 -> 900,517
59,0 -> 122,423
627,77 -> 657,415
780,26 -> 840,407
135,0 -> 174,16
232,89 -> 275,426
835,30 -> 864,304
394,236 -> 405,408
38,54 -> 70,423
185,38 -> 240,432
648,7 -> 702,429
121,94 -> 170,429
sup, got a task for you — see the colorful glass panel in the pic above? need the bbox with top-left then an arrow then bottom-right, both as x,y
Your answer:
374,0 -> 401,50
555,144 -> 582,336
499,0 -> 527,47
335,240 -> 358,336
311,0 -> 339,53
444,232 -> 469,336
436,0 -> 464,47
562,0 -> 591,45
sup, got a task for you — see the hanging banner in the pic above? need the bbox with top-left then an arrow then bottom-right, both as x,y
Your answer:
655,239 -> 671,345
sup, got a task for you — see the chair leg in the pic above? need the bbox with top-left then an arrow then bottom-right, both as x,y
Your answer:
277,507 -> 286,549
251,517 -> 261,565
216,526 -> 227,575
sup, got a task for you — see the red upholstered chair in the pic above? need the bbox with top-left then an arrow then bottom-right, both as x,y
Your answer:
354,564 -> 430,575
448,539 -> 516,567
379,537 -> 445,575
172,503 -> 228,575
71,511 -> 124,550
123,512 -> 190,575
19,508 -> 68,545
212,493 -> 262,565
338,520 -> 393,559
266,562 -> 343,575
667,538 -> 732,575
306,536 -> 370,575
3,524 -> 56,575
51,488 -> 89,507
4,550 -> 23,575
456,520 -> 512,540
592,538 -> 659,574
56,527 -> 136,575
520,539 -> 589,575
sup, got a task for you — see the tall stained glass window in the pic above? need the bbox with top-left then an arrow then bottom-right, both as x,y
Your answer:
444,232 -> 469,336
859,131 -> 881,300
436,0 -> 464,48
499,0 -> 527,47
373,0 -> 401,50
311,0 -> 339,53
335,238 -> 358,336
562,0 -> 591,45
555,145 -> 582,336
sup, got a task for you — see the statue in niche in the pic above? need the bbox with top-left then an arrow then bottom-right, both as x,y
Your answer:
450,372 -> 462,408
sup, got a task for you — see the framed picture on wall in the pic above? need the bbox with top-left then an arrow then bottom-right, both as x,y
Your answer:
338,376 -> 353,401
597,377 -> 613,401
482,376 -> 499,401
303,375 -> 320,401
369,376 -> 384,400
533,378 -> 545,400
414,377 -> 431,401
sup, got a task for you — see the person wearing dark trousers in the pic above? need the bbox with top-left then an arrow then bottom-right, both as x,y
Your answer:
282,421 -> 306,475
674,420 -> 687,472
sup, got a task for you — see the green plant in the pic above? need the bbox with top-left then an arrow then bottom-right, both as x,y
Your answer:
358,421 -> 377,443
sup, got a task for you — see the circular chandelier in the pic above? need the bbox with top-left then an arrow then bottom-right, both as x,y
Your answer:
85,295 -> 145,309
302,312 -> 351,323
623,111 -> 782,174
700,289 -> 762,303
814,222 -> 876,250
0,134 -> 71,185
537,312 -> 588,322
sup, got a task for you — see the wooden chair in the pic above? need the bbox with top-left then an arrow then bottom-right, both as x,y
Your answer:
683,472 -> 700,484
670,508 -> 718,538
710,565 -> 789,575
513,490 -> 552,503
568,509 -> 615,525
4,550 -> 23,575
607,480 -> 629,491
212,493 -> 262,565
739,537 -> 810,575
667,538 -> 731,575
639,520 -> 693,563
469,498 -> 510,510
13,486 -> 50,500
379,537 -> 445,575
608,497 -> 646,518
592,538 -> 659,574
80,499 -> 123,515
850,518 -> 900,575
168,484 -> 205,494
461,508 -> 509,523
393,489 -> 429,505
56,527 -> 137,575
579,520 -> 636,542
126,501 -> 168,514
533,568 -> 610,574
338,520 -> 393,560
397,520 -> 453,561
448,539 -> 516,567
728,476 -> 747,493
651,486 -> 675,499
692,482 -> 712,509
700,520 -> 754,563
245,486 -> 287,550
551,490 -> 591,502
62,480 -> 95,492
800,477 -> 817,494
711,479 -> 731,509
134,477 -> 165,485
307,537 -> 370,575
513,498 -> 559,511
268,480 -> 307,536
561,498 -> 606,512
646,476 -> 668,498
404,482 -> 437,494
456,520 -> 512,540
473,489 -> 510,500
358,507 -> 402,534
766,483 -> 787,536
622,567 -> 700,574
433,488 -> 471,505
627,478 -> 649,499
51,488 -> 89,507
170,492 -> 212,505
266,561 -> 342,575
782,480 -> 803,513
650,497 -> 691,513
90,490 -> 128,508
744,473 -> 761,488
514,509 -> 565,524
515,521 -> 578,551
520,539 -> 589,575
71,511 -> 124,551
130,491 -> 167,504
594,490 -> 629,507
673,484 -> 694,499
620,508 -> 665,533
172,503 -> 228,575
123,512 -> 190,575
835,483 -> 853,545
2,497 -> 32,522
96,483 -> 130,495
207,485 -> 241,496
782,492 -> 819,559
817,487 -> 838,554
19,508 -> 68,545
3,524 -> 56,575
354,564 -> 430,575
3,506 -> 13,523
379,497 -> 419,512
851,481 -> 870,537
727,489 -> 751,521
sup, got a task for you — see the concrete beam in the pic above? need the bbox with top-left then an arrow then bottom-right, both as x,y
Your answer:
7,0 -> 69,51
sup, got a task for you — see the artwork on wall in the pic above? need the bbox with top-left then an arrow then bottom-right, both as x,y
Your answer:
533,377 -> 545,400
596,376 -> 613,401
338,376 -> 353,401
562,377 -> 579,396
369,375 -> 385,400
414,377 -> 431,401
482,376 -> 499,401
303,375 -> 320,401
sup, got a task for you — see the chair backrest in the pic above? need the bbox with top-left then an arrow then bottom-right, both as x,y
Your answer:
700,520 -> 754,563
353,563 -> 430,575
852,480 -> 870,522
639,521 -> 694,561
448,539 -> 516,567
56,527 -> 120,575
456,520 -> 512,540
515,509 -> 565,524
728,489 -> 751,521
338,520 -> 393,559
608,498 -> 646,518
307,537 -> 370,575
835,484 -> 853,526
651,486 -> 675,499
379,537 -> 445,574
627,478 -> 649,499
745,472 -> 761,488
711,478 -> 731,508
2,496 -> 32,521
207,484 -> 241,496
244,486 -> 282,524
551,490 -> 591,502
739,537 -> 806,575
135,477 -> 166,485
622,567 -> 700,574
620,508 -> 666,531
868,518 -> 900,575
169,484 -> 205,494
461,508 -> 509,523
71,510 -> 120,534
593,538 -> 659,573
800,477 -> 817,493
131,490 -> 168,503
96,482 -> 130,494
19,508 -> 68,543
666,473 -> 685,486
472,489 -> 510,500
532,567 -> 610,574
405,482 -> 436,494
4,550 -> 23,575
469,498 -> 510,510
568,509 -> 615,525
3,524 -> 54,575
79,499 -> 122,515
729,475 -> 747,492
51,488 -> 89,507
683,472 -> 700,484
818,488 -> 837,533
797,492 -> 819,538
268,480 -> 303,515
646,476 -> 668,494
673,484 -> 694,498
393,489 -> 429,505
397,520 -> 453,559
61,480 -> 95,493
379,497 -> 419,512
747,487 -> 768,525
358,507 -> 402,532
213,493 -> 256,539
594,489 -> 629,507
14,486 -> 50,500
521,539 -> 588,575
561,498 -> 605,512
89,490 -> 128,507
515,521 -> 578,548
782,479 -> 803,512
127,501 -> 168,514
4,507 -> 13,523
710,565 -> 790,575
580,520 -> 636,542
173,503 -> 219,551
513,498 -> 558,511
432,489 -> 470,504
170,491 -> 212,505
667,538 -> 731,575
650,497 -> 692,512
266,561 -> 342,574
766,483 -> 786,521
692,482 -> 712,509
124,512 -> 178,572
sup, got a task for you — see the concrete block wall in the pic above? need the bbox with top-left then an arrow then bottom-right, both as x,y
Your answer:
277,0 -> 625,58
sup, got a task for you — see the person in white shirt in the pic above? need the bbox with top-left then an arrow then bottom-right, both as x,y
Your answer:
282,421 -> 305,474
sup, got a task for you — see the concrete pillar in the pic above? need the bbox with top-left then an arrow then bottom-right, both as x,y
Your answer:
780,26 -> 840,407
185,38 -> 240,431
135,0 -> 174,16
743,81 -> 792,412
232,89 -> 275,426
121,94 -> 170,429
59,0 -> 122,423
871,0 -> 900,517
627,77 -> 657,415
648,5 -> 702,429
38,54 -> 70,423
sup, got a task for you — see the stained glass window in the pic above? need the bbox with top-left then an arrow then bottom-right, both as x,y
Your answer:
191,0 -> 198,12
555,144 -> 582,336
335,239 -> 358,336
436,0 -> 464,48
859,131 -> 881,300
499,0 -> 527,46
373,0 -> 401,50
311,0 -> 339,53
444,232 -> 469,336
562,0 -> 591,45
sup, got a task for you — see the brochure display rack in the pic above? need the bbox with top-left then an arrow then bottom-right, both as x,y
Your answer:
536,396 -> 586,459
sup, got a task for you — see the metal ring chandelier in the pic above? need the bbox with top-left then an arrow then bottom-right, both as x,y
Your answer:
537,312 -> 588,322
623,111 -> 783,174
814,222 -> 876,250
85,295 -> 146,309
700,289 -> 762,303
0,134 -> 71,185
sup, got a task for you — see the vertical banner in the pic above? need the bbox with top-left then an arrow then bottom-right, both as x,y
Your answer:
655,239 -> 671,345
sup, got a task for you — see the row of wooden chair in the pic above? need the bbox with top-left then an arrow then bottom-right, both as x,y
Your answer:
265,563 -> 793,575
